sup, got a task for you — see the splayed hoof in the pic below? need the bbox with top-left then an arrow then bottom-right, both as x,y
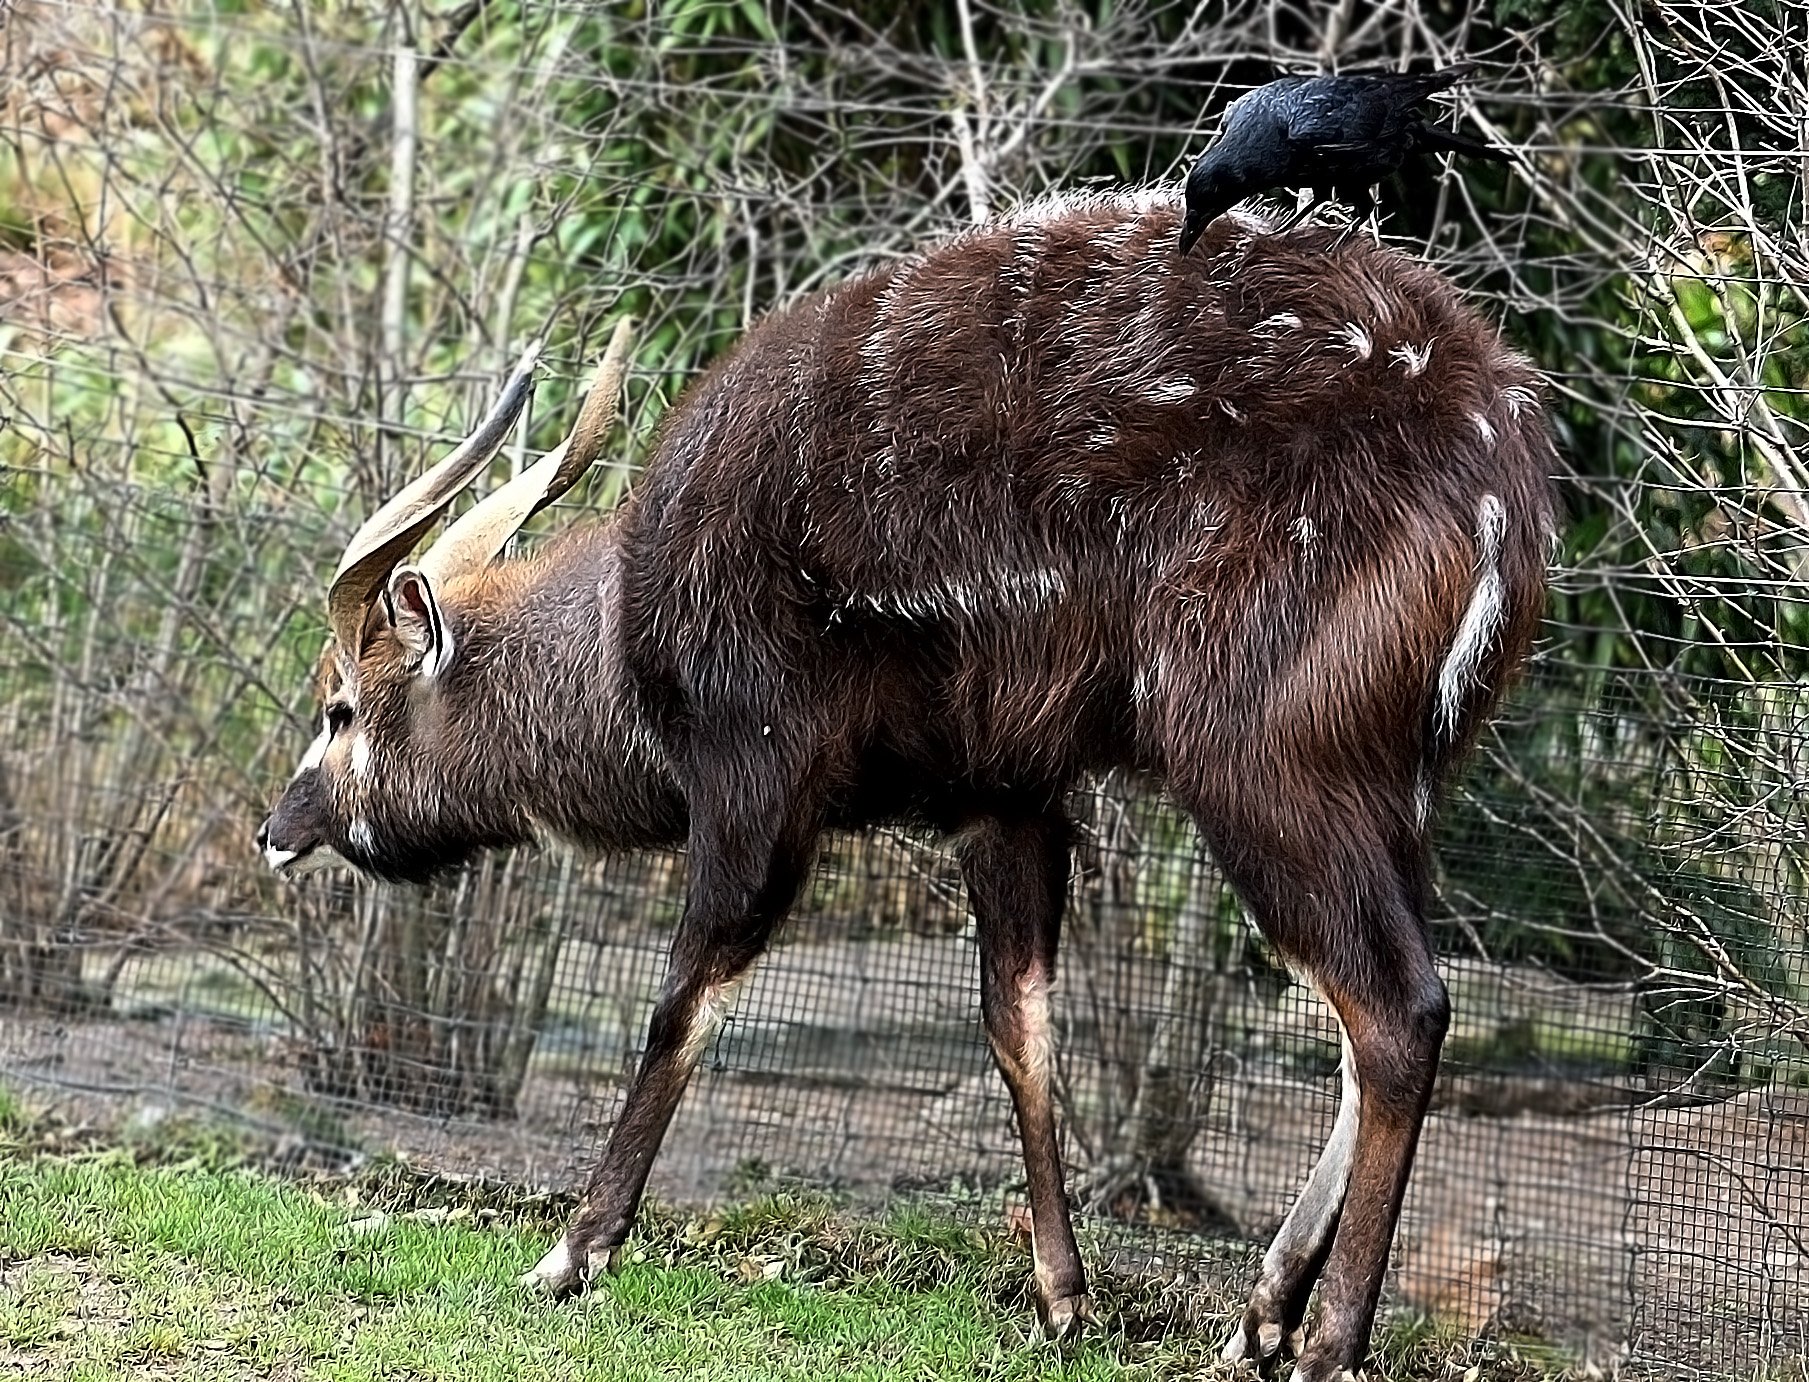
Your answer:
1220,1306 -> 1298,1374
521,1238 -> 583,1295
1040,1292 -> 1098,1342
1292,1365 -> 1362,1382
519,1237 -> 623,1297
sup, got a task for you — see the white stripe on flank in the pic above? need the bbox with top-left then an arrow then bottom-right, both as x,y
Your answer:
1389,341 -> 1433,376
1142,377 -> 1197,404
1415,771 -> 1434,830
1435,494 -> 1507,741
1501,384 -> 1538,418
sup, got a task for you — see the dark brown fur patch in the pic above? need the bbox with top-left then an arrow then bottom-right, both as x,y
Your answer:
264,191 -> 1558,1375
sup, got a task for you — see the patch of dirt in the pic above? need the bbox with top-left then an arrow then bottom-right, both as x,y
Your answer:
5,935 -> 1805,1377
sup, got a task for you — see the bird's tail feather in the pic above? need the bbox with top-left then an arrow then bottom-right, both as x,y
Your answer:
1397,60 -> 1478,98
1417,124 -> 1515,163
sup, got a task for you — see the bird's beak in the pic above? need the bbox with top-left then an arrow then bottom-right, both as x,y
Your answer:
1178,212 -> 1209,256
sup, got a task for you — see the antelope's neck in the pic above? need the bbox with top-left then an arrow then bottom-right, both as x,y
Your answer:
464,535 -> 685,852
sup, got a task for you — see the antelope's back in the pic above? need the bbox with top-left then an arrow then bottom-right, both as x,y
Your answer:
620,192 -> 1555,792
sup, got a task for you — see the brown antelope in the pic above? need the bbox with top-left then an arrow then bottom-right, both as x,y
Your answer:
258,189 -> 1555,1380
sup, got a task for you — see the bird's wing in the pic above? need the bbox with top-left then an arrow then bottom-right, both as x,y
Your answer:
1278,79 -> 1372,145
1217,79 -> 1303,136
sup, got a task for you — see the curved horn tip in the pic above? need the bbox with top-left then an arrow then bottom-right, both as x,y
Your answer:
408,320 -> 640,588
324,338 -> 550,647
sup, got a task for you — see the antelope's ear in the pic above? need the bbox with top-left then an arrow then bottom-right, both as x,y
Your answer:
385,566 -> 453,677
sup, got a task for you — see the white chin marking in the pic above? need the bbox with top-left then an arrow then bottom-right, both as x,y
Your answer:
269,845 -> 351,878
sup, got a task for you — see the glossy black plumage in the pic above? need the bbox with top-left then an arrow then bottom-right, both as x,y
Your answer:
1179,65 -> 1510,253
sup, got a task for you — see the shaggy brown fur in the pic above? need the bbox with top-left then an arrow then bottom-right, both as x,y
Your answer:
260,189 -> 1556,1380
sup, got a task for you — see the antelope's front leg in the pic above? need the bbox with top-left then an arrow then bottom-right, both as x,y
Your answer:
959,811 -> 1094,1340
524,786 -> 814,1295
520,963 -> 748,1293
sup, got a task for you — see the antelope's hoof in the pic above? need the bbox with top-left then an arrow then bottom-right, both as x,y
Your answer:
1292,1365 -> 1361,1382
520,1238 -> 583,1296
1041,1292 -> 1098,1342
1220,1307 -> 1297,1374
519,1238 -> 622,1297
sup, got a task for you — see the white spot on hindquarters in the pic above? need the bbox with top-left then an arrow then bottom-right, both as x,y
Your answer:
1471,411 -> 1498,445
1141,377 -> 1196,404
349,733 -> 372,780
1290,515 -> 1317,551
1389,341 -> 1433,376
1253,312 -> 1302,336
1337,322 -> 1372,361
1436,494 -> 1508,741
1501,384 -> 1538,418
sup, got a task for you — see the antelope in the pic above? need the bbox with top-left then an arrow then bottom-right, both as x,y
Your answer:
258,189 -> 1555,1380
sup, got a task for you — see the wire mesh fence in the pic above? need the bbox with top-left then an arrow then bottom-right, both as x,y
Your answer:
1,1 -> 1805,1377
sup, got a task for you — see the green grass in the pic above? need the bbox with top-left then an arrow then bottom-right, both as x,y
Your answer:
0,1152 -> 1224,1381
0,1087 -> 1558,1382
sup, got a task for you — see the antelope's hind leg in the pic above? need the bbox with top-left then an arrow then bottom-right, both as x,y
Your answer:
523,760 -> 820,1296
959,811 -> 1094,1341
1195,790 -> 1447,1380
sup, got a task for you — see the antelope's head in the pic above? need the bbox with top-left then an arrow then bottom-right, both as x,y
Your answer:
257,322 -> 634,884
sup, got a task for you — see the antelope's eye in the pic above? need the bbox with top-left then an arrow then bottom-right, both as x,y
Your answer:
325,703 -> 354,735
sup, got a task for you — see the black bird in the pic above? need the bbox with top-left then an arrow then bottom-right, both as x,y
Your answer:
1177,65 -> 1511,254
